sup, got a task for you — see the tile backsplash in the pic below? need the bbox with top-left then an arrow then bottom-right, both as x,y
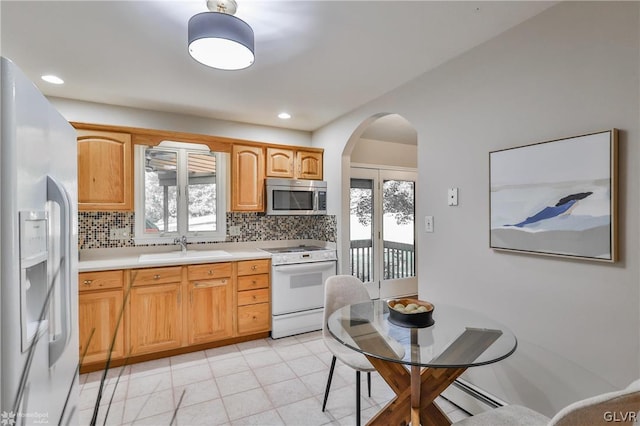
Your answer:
79,212 -> 337,250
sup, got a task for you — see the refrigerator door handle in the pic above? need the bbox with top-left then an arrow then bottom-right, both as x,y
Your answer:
47,175 -> 72,367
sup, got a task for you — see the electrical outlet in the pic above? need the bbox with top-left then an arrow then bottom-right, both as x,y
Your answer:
109,228 -> 130,240
425,216 -> 434,233
448,188 -> 458,206
229,225 -> 241,236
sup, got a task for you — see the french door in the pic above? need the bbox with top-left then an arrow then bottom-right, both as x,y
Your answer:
349,167 -> 417,299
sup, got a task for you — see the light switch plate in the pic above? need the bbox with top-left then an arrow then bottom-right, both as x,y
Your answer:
448,188 -> 458,206
425,216 -> 434,233
229,225 -> 242,236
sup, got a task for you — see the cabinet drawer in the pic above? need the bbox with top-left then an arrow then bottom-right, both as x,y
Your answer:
237,259 -> 270,276
79,270 -> 123,292
187,263 -> 232,281
238,288 -> 269,306
237,273 -> 269,291
238,303 -> 270,334
131,266 -> 182,286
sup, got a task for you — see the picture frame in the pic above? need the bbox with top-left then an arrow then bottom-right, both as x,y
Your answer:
489,129 -> 618,262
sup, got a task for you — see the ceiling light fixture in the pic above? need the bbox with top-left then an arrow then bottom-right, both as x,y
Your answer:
188,0 -> 255,71
41,75 -> 64,85
278,112 -> 291,120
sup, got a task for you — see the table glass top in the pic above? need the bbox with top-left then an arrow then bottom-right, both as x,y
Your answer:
327,300 -> 517,368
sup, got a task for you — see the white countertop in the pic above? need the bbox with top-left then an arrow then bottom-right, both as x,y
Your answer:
78,240 -> 335,272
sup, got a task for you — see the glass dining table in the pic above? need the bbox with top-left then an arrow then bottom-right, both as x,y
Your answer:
327,300 -> 517,426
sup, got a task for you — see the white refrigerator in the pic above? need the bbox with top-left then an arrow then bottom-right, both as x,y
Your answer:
1,57 -> 79,425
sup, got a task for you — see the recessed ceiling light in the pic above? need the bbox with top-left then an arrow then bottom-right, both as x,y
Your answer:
41,75 -> 64,85
278,112 -> 291,119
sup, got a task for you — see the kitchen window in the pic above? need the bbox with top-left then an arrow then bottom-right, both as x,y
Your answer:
134,141 -> 227,244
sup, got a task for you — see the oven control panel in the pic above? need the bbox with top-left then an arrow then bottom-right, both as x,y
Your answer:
272,250 -> 337,265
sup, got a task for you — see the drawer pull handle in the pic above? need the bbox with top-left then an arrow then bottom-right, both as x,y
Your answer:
153,274 -> 160,280
251,265 -> 257,271
252,316 -> 257,320
252,295 -> 257,300
208,270 -> 213,275
252,280 -> 257,285
83,280 -> 93,285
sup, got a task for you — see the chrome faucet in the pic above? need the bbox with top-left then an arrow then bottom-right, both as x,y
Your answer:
174,235 -> 188,253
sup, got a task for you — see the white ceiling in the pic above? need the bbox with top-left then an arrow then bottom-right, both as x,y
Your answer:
1,1 -> 554,133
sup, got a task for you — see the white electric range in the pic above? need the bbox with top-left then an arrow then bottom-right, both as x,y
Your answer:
260,245 -> 337,338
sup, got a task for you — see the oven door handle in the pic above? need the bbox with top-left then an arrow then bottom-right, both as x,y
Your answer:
273,261 -> 336,273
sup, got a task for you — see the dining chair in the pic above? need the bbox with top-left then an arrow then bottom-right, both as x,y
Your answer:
321,275 -> 375,426
452,377 -> 640,426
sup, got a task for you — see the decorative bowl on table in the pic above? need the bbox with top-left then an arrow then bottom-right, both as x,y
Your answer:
387,298 -> 435,328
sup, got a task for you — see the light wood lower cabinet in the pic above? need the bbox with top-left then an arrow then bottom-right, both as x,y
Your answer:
187,276 -> 234,345
129,282 -> 183,355
78,271 -> 125,365
80,259 -> 271,367
237,303 -> 270,335
236,259 -> 271,335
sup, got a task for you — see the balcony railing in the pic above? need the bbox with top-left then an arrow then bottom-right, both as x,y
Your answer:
350,239 -> 415,282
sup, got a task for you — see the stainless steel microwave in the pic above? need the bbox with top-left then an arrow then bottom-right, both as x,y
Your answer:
265,178 -> 327,215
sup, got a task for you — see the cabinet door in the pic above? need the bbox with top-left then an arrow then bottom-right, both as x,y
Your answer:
231,145 -> 265,211
295,150 -> 323,180
79,290 -> 125,365
76,129 -> 132,211
129,283 -> 182,355
187,278 -> 233,344
266,147 -> 295,178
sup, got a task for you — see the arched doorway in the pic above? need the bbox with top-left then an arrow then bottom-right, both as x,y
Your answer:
341,114 -> 418,299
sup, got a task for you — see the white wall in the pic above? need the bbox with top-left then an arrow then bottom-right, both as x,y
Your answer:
49,97 -> 311,147
313,1 -> 639,416
351,138 -> 417,168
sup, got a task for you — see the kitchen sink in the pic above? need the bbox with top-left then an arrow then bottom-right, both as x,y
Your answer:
138,250 -> 232,263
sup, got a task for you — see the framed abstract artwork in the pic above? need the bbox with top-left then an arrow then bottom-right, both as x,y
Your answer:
489,130 -> 618,262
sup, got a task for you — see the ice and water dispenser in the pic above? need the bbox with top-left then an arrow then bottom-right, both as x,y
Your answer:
19,210 -> 49,352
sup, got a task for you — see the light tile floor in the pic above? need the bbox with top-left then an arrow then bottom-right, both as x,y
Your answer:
79,331 -> 471,425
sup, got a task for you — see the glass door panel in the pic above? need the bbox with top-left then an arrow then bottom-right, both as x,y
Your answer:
380,172 -> 416,299
349,167 -> 417,300
382,179 -> 415,279
350,178 -> 374,282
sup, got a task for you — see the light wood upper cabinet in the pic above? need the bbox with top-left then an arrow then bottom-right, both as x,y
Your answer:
78,271 -> 125,365
129,280 -> 182,355
266,147 -> 295,178
266,147 -> 323,180
296,150 -> 323,180
76,129 -> 133,211
187,272 -> 233,345
231,144 -> 265,211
